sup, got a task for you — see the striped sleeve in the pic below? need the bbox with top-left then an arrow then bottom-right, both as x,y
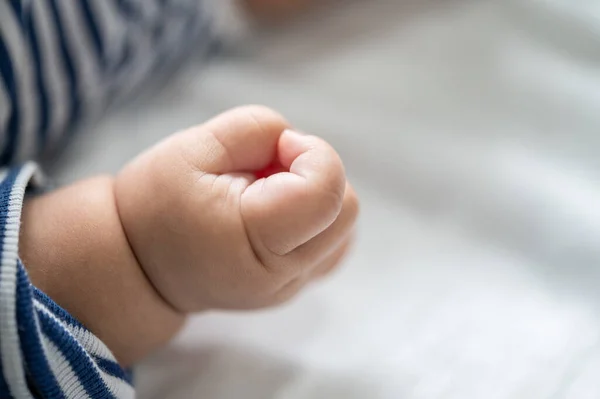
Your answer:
0,163 -> 134,398
0,0 -> 248,164
0,1 -> 250,398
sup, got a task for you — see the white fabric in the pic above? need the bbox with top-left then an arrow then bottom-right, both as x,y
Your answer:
52,0 -> 600,397
42,336 -> 92,399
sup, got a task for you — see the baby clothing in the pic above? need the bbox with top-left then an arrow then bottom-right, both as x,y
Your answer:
0,1 -> 245,397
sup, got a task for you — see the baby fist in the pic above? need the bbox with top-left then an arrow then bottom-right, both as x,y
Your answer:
115,106 -> 359,313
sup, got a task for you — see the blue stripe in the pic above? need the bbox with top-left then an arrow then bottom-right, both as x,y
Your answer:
113,0 -> 142,21
100,0 -> 133,102
145,2 -> 203,84
9,0 -> 22,18
21,3 -> 51,155
100,41 -> 132,106
32,287 -> 87,331
79,0 -> 106,71
37,311 -> 116,399
0,28 -> 21,166
113,39 -> 132,74
33,288 -> 132,387
0,380 -> 10,398
0,166 -> 22,235
93,356 -> 132,385
46,0 -> 80,134
15,263 -> 65,398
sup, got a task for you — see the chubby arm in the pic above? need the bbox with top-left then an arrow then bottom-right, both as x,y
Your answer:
19,176 -> 184,367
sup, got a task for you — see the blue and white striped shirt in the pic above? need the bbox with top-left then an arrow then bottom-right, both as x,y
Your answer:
0,1 -> 242,397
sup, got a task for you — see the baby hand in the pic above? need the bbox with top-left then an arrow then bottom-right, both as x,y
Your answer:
115,106 -> 359,313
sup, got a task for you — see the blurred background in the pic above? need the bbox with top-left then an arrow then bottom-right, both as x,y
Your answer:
48,0 -> 600,398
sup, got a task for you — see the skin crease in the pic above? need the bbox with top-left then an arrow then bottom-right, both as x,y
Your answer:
20,106 -> 359,367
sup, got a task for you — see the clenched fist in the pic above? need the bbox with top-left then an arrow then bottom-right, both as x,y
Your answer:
20,106 -> 358,365
115,106 -> 359,312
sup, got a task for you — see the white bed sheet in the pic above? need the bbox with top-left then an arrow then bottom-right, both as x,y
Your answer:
52,1 -> 600,397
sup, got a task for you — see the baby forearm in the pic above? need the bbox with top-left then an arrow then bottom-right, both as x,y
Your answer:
19,175 -> 184,366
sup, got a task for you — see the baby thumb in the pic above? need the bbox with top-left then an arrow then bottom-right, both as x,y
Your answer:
241,129 -> 346,256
